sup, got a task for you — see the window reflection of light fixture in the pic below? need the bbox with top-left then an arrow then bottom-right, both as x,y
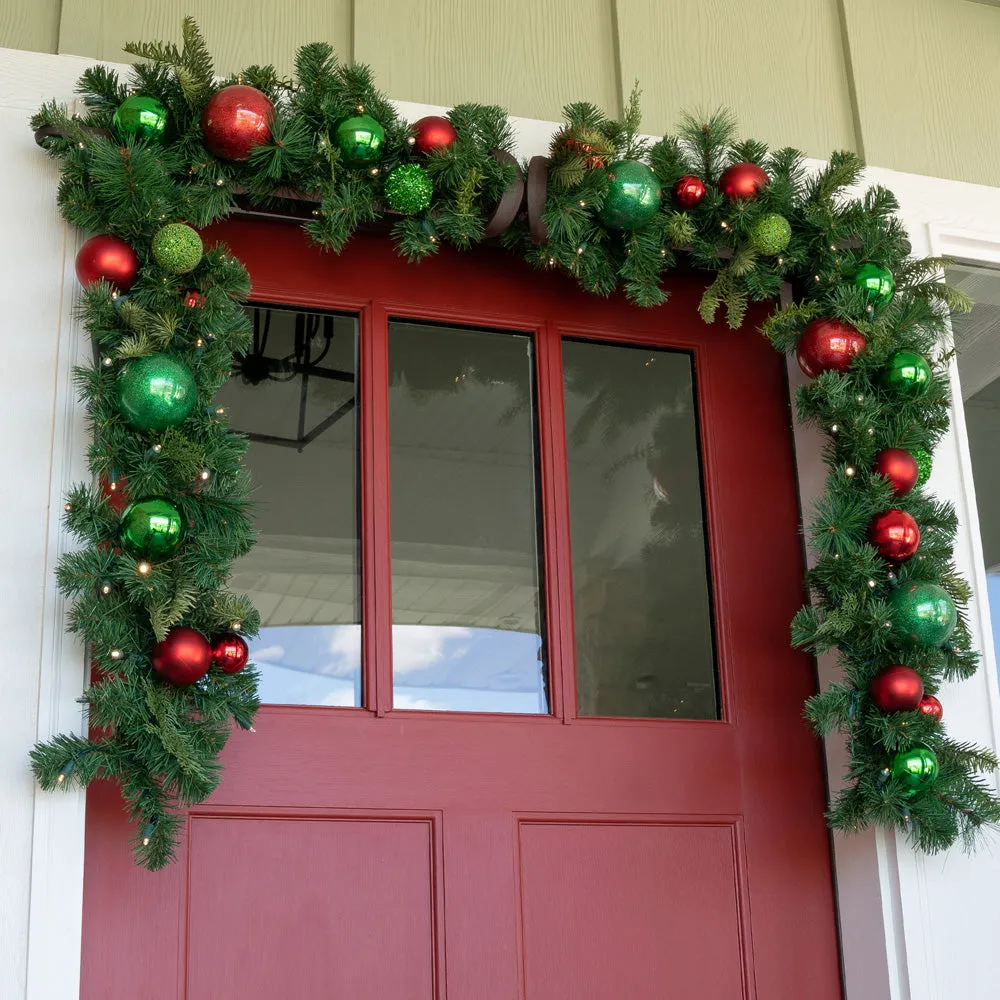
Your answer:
232,306 -> 355,452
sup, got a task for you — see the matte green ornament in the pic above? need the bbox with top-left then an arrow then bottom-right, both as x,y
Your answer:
911,446 -> 933,488
152,223 -> 203,275
120,498 -> 184,559
880,350 -> 931,394
890,746 -> 939,797
749,213 -> 791,256
113,95 -> 168,143
335,114 -> 385,166
384,164 -> 433,214
854,262 -> 895,308
890,582 -> 957,647
599,160 -> 662,230
117,354 -> 197,432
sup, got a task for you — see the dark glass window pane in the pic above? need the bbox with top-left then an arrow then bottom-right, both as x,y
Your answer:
218,305 -> 362,707
388,321 -> 547,714
562,339 -> 717,719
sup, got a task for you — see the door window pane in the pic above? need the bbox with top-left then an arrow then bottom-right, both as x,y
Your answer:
562,339 -> 717,719
219,306 -> 362,707
388,321 -> 547,713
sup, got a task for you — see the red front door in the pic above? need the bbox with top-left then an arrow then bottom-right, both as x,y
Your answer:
81,221 -> 842,999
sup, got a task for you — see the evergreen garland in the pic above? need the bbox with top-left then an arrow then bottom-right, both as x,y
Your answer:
30,18 -> 1000,868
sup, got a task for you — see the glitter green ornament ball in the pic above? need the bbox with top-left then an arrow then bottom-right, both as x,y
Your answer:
384,164 -> 433,214
599,160 -> 662,230
113,94 -> 168,143
749,213 -> 792,256
881,350 -> 931,394
117,354 -> 197,432
152,223 -> 203,275
890,582 -> 957,647
912,446 -> 933,488
890,746 -> 939,797
120,498 -> 184,559
854,262 -> 895,309
335,114 -> 385,166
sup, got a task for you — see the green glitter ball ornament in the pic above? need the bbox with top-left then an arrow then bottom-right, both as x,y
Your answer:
890,746 -> 939,797
890,582 -> 957,647
113,95 -> 168,143
599,160 -> 662,230
384,164 -> 433,214
854,262 -> 895,309
152,223 -> 203,275
880,350 -> 931,394
911,446 -> 933,488
120,498 -> 184,559
749,213 -> 792,256
117,353 -> 197,432
335,114 -> 385,166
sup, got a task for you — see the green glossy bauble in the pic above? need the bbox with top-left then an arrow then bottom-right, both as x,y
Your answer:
854,262 -> 895,308
880,350 -> 931,394
599,160 -> 662,230
749,213 -> 791,256
384,164 -> 433,214
117,354 -> 198,432
335,114 -> 385,166
890,582 -> 957,647
120,498 -> 184,559
113,95 -> 168,143
890,746 -> 939,797
152,223 -> 203,275
912,446 -> 933,488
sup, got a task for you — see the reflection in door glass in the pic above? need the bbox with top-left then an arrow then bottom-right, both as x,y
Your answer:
563,339 -> 718,719
388,321 -> 548,714
217,306 -> 362,707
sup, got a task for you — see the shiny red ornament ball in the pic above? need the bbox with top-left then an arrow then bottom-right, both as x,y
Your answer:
918,694 -> 944,722
411,115 -> 458,156
201,85 -> 274,162
152,626 -> 212,685
795,317 -> 867,378
869,509 -> 921,562
873,448 -> 919,497
673,174 -> 707,209
184,290 -> 206,308
718,162 -> 769,201
75,234 -> 140,291
99,473 -> 129,515
211,633 -> 249,674
869,664 -> 924,713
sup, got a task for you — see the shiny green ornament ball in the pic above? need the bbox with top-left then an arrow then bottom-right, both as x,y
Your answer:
890,582 -> 957,647
335,114 -> 385,166
749,213 -> 792,255
854,262 -> 895,308
117,354 -> 197,432
384,164 -> 433,214
599,160 -> 662,230
880,350 -> 931,394
120,498 -> 184,559
911,446 -> 933,488
152,223 -> 203,275
113,95 -> 168,143
890,746 -> 939,797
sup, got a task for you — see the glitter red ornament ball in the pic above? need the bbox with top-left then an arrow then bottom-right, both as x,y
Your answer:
151,627 -> 212,686
201,85 -> 274,162
795,317 -> 867,378
75,234 -> 140,291
673,174 -> 707,209
211,633 -> 249,674
869,664 -> 924,713
918,694 -> 944,722
873,448 -> 920,497
869,509 -> 921,562
411,115 -> 458,156
718,162 -> 769,201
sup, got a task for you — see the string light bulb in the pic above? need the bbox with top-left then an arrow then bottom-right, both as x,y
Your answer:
100,581 -> 112,595
830,423 -> 839,434
199,468 -> 211,481
110,649 -> 123,660
845,466 -> 856,477
137,561 -> 151,575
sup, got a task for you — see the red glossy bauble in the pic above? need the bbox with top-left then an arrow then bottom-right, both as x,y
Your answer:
152,627 -> 212,685
184,290 -> 206,308
673,174 -> 707,209
75,234 -> 140,291
873,448 -> 919,497
211,633 -> 249,674
869,509 -> 920,562
201,85 -> 274,162
869,664 -> 924,713
795,317 -> 867,378
99,473 -> 129,515
718,161 -> 769,201
917,694 -> 944,722
411,115 -> 458,156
